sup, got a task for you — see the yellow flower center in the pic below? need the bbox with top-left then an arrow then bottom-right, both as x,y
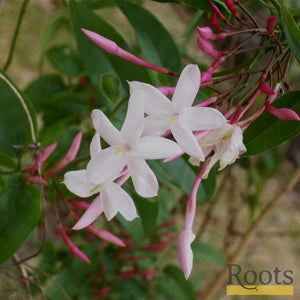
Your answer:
168,114 -> 179,122
90,184 -> 102,193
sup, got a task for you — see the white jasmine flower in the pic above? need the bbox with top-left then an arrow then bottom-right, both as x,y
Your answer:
132,64 -> 227,164
64,133 -> 138,228
201,123 -> 246,178
87,82 -> 182,198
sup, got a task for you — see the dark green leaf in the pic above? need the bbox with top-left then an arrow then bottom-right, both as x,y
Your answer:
46,44 -> 83,77
24,74 -> 66,112
0,153 -> 17,170
117,213 -> 144,245
47,269 -> 78,299
118,0 -> 182,75
101,73 -> 121,103
134,195 -> 159,238
163,265 -> 197,299
281,6 -> 300,62
243,91 -> 300,156
0,70 -> 37,156
191,240 -> 226,265
150,158 -> 217,203
0,175 -> 41,265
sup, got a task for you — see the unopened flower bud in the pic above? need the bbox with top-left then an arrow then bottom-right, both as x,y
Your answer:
266,16 -> 277,35
225,0 -> 238,17
197,26 -> 227,40
197,37 -> 225,57
210,12 -> 221,31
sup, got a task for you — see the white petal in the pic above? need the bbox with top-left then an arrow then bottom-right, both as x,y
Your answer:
90,132 -> 101,159
87,146 -> 126,184
127,157 -> 158,198
180,107 -> 227,131
231,125 -> 244,149
202,155 -> 220,179
172,65 -> 201,111
201,124 -> 232,147
171,124 -> 205,161
64,170 -> 95,198
131,81 -> 173,117
91,109 -> 122,146
104,182 -> 138,221
101,185 -> 118,221
72,195 -> 103,230
143,115 -> 170,136
120,82 -> 144,145
133,136 -> 181,159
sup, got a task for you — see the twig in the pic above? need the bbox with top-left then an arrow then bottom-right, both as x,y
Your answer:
197,173 -> 229,239
3,0 -> 31,71
203,168 -> 300,300
13,254 -> 32,300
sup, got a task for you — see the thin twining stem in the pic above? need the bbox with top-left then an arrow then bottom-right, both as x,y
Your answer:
3,0 -> 31,71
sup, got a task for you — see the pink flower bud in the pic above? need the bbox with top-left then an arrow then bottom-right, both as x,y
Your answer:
89,227 -> 126,247
210,12 -> 221,31
45,131 -> 82,178
265,100 -> 300,121
59,226 -> 91,264
266,16 -> 277,35
67,199 -> 90,210
81,28 -> 179,76
201,57 -> 224,84
177,229 -> 195,279
197,37 -> 225,57
225,0 -> 238,17
259,77 -> 275,95
25,176 -> 48,186
197,26 -> 227,40
25,142 -> 57,173
210,1 -> 224,19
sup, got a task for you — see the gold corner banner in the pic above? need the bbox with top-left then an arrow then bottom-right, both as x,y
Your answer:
226,285 -> 294,295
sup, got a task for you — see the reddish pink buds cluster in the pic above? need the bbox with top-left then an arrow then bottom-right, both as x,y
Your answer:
266,16 -> 277,35
225,0 -> 238,17
197,38 -> 226,57
45,131 -> 83,178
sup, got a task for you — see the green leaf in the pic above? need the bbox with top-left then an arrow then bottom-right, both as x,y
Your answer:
117,213 -> 144,245
46,44 -> 83,77
134,195 -> 159,238
0,153 -> 17,170
163,265 -> 197,299
69,0 -> 151,100
47,269 -> 78,299
281,6 -> 300,62
0,175 -> 41,265
243,90 -> 300,156
40,11 -> 68,64
118,0 -> 182,75
191,240 -> 226,265
0,70 -> 37,156
101,73 -> 121,103
150,158 -> 217,203
24,74 -> 66,112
